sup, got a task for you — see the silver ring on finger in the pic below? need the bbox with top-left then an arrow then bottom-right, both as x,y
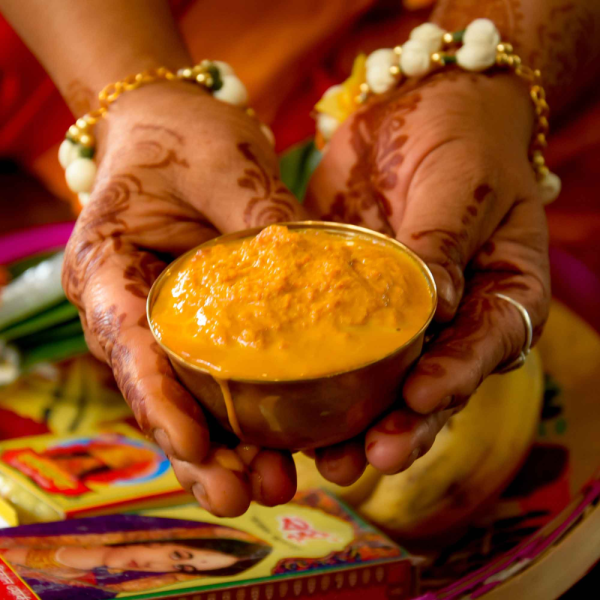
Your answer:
493,292 -> 533,374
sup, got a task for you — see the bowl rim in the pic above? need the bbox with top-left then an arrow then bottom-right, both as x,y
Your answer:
146,221 -> 438,384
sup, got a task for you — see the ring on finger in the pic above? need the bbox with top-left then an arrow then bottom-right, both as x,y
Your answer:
493,293 -> 533,374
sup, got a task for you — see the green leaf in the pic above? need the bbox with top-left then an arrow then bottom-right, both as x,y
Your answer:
0,302 -> 79,342
19,334 -> 88,370
279,139 -> 322,202
0,252 -> 66,330
15,319 -> 83,349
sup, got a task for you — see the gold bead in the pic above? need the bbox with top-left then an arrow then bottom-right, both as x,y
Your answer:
504,42 -> 513,54
76,118 -> 89,130
68,125 -> 80,139
195,73 -> 207,84
359,82 -> 370,93
496,53 -> 510,66
538,116 -> 549,131
78,133 -> 95,147
390,65 -> 401,76
534,69 -> 542,78
532,151 -> 545,166
530,85 -> 545,102
393,45 -> 403,56
246,107 -> 256,118
181,68 -> 193,78
497,43 -> 506,53
511,55 -> 521,67
537,165 -> 550,177
431,52 -> 442,65
535,133 -> 548,148
442,32 -> 453,45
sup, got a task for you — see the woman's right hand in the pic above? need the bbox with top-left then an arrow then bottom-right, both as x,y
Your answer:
62,81 -> 307,517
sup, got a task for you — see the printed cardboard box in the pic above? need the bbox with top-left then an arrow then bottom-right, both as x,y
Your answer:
0,424 -> 191,523
0,489 -> 413,599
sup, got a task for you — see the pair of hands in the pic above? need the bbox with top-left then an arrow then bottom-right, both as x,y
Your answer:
62,73 -> 550,517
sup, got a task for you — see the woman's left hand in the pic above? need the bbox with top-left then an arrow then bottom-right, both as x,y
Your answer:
304,71 -> 551,483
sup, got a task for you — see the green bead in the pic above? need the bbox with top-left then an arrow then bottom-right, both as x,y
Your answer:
207,64 -> 223,91
452,29 -> 465,43
442,55 -> 458,65
78,146 -> 95,159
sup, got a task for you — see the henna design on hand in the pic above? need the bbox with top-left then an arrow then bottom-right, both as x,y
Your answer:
63,125 -> 198,314
326,71 -> 473,234
237,142 -> 298,226
324,90 -> 421,234
413,262 -> 527,373
123,252 -> 166,299
88,304 -> 126,368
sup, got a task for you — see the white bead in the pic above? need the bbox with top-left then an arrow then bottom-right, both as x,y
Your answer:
366,48 -> 397,70
78,192 -> 91,206
317,113 -> 340,141
409,23 -> 445,54
463,18 -> 501,48
366,49 -> 398,94
65,158 -> 96,193
213,75 -> 248,106
456,43 -> 497,71
538,171 -> 561,204
322,84 -> 343,99
400,40 -> 432,77
260,123 -> 275,146
212,60 -> 235,76
58,139 -> 79,169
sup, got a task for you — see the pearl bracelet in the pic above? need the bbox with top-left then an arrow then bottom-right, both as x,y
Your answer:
314,19 -> 560,204
59,61 -> 273,207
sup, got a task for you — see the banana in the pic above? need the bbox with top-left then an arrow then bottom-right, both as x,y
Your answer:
294,349 -> 544,540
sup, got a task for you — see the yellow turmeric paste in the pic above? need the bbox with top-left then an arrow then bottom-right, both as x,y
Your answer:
151,225 -> 433,381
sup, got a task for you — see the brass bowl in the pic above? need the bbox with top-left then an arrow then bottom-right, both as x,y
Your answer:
147,222 -> 437,450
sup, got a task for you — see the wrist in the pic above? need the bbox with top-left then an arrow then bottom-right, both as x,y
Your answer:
422,70 -> 534,152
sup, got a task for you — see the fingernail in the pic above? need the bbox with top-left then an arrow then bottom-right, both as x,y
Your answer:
316,445 -> 346,473
192,482 -> 212,512
153,428 -> 174,457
